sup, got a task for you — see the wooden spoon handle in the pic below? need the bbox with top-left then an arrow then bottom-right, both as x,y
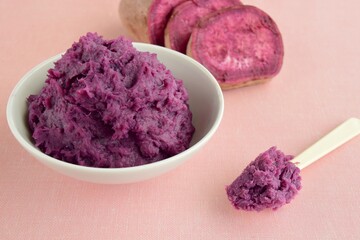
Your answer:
292,118 -> 360,170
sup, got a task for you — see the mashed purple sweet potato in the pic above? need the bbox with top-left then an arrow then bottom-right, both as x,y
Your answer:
226,147 -> 301,211
28,33 -> 195,168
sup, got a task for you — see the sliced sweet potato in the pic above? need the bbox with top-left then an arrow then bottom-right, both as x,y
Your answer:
148,0 -> 188,45
164,0 -> 241,54
187,5 -> 284,90
119,0 -> 186,45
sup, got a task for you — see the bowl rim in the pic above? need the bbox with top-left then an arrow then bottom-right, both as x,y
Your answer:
6,42 -> 224,173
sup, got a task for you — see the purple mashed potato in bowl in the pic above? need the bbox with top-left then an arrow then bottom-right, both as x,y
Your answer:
7,32 -> 224,184
28,33 -> 195,168
226,146 -> 302,211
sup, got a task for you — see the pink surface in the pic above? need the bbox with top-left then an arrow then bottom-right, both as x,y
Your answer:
1,0 -> 360,239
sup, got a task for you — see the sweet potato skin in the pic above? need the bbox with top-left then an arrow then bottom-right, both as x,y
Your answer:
119,0 -> 152,43
187,5 -> 284,90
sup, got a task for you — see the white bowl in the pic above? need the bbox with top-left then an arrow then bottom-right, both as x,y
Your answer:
7,43 -> 224,184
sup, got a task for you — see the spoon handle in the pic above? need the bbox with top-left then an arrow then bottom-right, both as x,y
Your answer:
292,118 -> 360,170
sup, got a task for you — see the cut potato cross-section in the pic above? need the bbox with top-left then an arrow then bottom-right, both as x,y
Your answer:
165,0 -> 242,54
187,5 -> 284,90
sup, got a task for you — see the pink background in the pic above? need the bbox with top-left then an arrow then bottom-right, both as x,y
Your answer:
1,0 -> 360,239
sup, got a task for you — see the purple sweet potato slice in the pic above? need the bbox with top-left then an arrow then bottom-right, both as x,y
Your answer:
148,0 -> 187,45
165,0 -> 242,53
187,5 -> 284,90
119,0 -> 186,45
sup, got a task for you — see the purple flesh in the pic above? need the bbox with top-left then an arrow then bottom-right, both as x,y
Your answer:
189,5 -> 284,84
167,0 -> 241,53
28,33 -> 195,168
226,147 -> 301,211
148,0 -> 187,46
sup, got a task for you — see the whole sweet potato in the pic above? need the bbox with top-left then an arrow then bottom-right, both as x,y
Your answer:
187,5 -> 284,90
